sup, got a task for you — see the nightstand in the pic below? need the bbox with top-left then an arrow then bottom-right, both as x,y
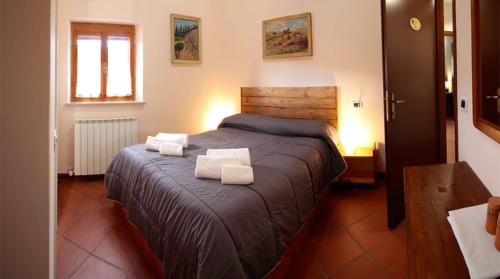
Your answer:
338,144 -> 376,184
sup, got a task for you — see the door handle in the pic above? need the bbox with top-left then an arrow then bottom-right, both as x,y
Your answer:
385,91 -> 406,121
486,95 -> 499,100
385,91 -> 390,122
390,92 -> 406,120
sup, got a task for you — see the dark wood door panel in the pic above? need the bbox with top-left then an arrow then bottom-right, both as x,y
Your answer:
382,0 -> 441,229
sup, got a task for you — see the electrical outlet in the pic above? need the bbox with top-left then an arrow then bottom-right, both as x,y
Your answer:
353,101 -> 363,108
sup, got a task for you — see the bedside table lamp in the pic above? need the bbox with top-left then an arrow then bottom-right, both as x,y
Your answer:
340,99 -> 367,155
204,100 -> 236,131
338,110 -> 376,184
343,140 -> 357,156
340,119 -> 360,156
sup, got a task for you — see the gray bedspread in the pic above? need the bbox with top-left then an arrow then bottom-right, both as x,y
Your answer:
105,114 -> 347,279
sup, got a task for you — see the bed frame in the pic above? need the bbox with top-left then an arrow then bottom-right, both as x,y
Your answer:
116,86 -> 338,278
241,86 -> 338,128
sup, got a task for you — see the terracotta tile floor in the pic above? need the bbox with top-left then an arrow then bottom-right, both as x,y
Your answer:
287,180 -> 407,279
57,178 -> 157,279
57,177 -> 407,279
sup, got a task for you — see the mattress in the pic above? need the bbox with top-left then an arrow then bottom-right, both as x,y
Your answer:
105,113 -> 347,278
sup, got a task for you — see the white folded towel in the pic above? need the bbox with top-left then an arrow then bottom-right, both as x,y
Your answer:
145,136 -> 162,151
145,135 -> 188,152
448,203 -> 500,279
156,133 -> 189,148
206,148 -> 251,166
195,156 -> 242,179
159,143 -> 183,157
221,165 -> 254,185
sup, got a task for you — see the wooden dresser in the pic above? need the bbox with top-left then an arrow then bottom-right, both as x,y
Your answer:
404,162 -> 492,279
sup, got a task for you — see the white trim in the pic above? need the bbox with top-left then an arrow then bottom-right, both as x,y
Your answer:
66,101 -> 145,106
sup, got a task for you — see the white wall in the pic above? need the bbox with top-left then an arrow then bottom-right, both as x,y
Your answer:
1,0 -> 55,277
456,0 -> 500,194
57,0 -> 386,173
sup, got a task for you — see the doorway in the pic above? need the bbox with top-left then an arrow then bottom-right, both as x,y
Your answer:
443,0 -> 458,163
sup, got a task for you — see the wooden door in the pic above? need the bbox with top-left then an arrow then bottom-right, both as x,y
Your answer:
382,0 -> 443,229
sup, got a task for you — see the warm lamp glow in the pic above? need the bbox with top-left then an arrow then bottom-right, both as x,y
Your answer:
343,141 -> 357,155
204,101 -> 237,131
339,107 -> 371,154
341,122 -> 361,155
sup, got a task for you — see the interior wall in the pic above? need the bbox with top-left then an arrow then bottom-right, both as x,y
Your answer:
57,0 -> 385,173
1,0 -> 54,277
456,0 -> 500,195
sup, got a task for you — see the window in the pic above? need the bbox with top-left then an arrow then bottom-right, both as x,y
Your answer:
71,23 -> 136,102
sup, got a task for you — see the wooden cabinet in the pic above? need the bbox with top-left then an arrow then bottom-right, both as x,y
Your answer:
338,144 -> 375,184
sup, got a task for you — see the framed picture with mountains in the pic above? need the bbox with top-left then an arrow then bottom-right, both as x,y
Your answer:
171,14 -> 201,64
263,12 -> 312,59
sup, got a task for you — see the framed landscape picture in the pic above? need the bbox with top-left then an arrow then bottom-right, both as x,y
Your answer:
171,14 -> 201,64
263,12 -> 312,59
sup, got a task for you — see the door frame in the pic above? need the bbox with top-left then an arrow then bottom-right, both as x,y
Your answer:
452,0 -> 459,161
439,0 -> 460,163
380,0 -> 395,229
440,0 -> 460,163
50,0 -> 58,277
437,0 -> 448,163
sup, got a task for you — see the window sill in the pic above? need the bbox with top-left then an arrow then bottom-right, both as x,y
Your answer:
66,100 -> 145,106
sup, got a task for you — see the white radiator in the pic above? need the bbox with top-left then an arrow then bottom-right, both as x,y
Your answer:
74,118 -> 138,176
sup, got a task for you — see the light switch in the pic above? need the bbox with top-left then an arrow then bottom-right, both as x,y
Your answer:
460,97 -> 468,112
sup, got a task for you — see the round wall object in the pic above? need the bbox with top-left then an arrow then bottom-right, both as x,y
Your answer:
409,17 -> 422,31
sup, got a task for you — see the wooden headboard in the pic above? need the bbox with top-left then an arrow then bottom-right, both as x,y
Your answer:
241,87 -> 338,128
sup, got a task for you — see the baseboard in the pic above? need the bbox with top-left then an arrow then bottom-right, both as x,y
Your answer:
57,173 -> 71,179
57,173 -> 105,181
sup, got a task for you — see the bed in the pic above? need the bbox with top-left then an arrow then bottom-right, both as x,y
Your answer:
105,86 -> 347,278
